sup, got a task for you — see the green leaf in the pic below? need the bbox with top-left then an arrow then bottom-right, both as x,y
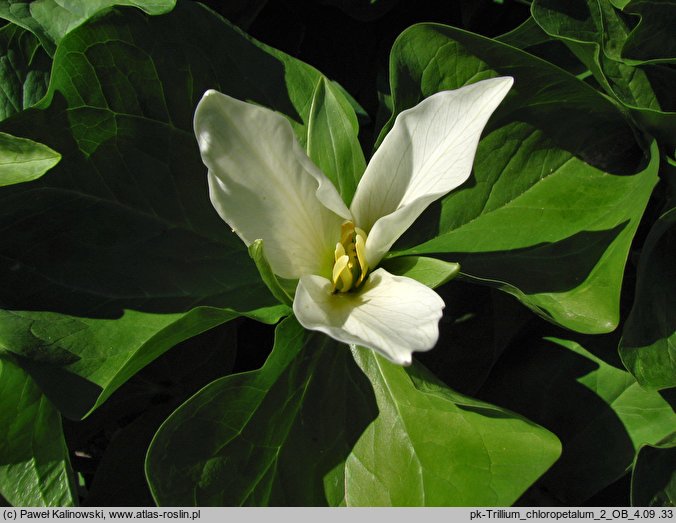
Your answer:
496,16 -> 588,75
342,348 -> 561,506
380,256 -> 460,289
307,76 -> 365,206
620,207 -> 676,390
83,322 -> 238,506
631,434 -> 676,506
0,306 -> 287,420
0,357 -> 76,506
0,0 -> 177,56
0,131 -> 59,186
384,22 -> 658,334
145,317 -> 378,506
480,335 -> 676,504
620,0 -> 676,64
531,0 -> 676,146
0,2 -> 352,417
0,24 -> 50,121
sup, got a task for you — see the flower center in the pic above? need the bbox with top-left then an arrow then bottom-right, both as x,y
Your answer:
332,220 -> 368,293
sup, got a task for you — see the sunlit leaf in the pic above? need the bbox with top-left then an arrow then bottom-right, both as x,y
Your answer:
385,23 -> 658,334
307,76 -> 365,206
0,131 -> 59,186
341,348 -> 561,506
0,357 -> 76,506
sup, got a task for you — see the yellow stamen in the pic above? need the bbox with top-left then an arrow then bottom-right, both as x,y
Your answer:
331,220 -> 369,293
332,254 -> 352,292
334,242 -> 346,261
355,233 -> 368,286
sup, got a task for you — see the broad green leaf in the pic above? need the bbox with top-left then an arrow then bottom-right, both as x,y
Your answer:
0,24 -> 50,121
480,335 -> 676,504
384,23 -> 658,334
146,317 -> 378,506
380,256 -> 460,289
0,307 -> 286,419
0,357 -> 76,506
0,0 -> 177,56
0,131 -> 59,186
631,434 -> 676,506
620,207 -> 676,390
531,0 -> 676,146
307,76 -> 365,206
496,17 -> 587,76
0,1 -> 363,417
620,0 -> 676,64
85,324 -> 238,506
342,348 -> 561,506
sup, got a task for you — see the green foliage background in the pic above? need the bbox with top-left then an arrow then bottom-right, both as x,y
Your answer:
0,0 -> 673,507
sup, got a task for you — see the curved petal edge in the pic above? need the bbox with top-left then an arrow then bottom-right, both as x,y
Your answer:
195,90 -> 350,280
351,77 -> 514,267
293,268 -> 445,365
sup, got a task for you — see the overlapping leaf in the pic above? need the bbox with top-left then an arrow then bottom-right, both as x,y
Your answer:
531,0 -> 675,146
480,335 -> 676,504
146,318 -> 560,506
0,2 -> 366,418
146,318 -> 378,506
384,23 -> 658,334
0,24 -> 50,121
307,76 -> 365,205
0,357 -> 76,506
618,0 -> 676,64
620,207 -> 676,390
631,434 -> 676,506
0,0 -> 177,56
341,348 -> 561,506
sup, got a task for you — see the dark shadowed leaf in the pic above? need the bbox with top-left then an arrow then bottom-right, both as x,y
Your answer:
631,434 -> 676,506
145,317 -> 378,506
480,334 -> 675,504
0,24 -> 50,121
619,0 -> 676,64
1,2 -> 373,418
620,207 -> 676,390
531,0 -> 676,146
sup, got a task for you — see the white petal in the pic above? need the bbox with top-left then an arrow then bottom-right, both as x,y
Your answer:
195,90 -> 351,280
293,268 -> 445,365
351,77 -> 513,267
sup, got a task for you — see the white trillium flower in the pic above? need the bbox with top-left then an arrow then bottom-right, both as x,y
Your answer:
194,77 -> 513,365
